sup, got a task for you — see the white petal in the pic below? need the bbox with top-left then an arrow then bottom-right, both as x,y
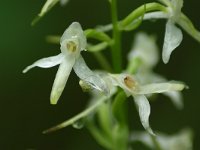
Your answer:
137,82 -> 185,94
23,53 -> 64,73
162,20 -> 183,63
133,95 -> 154,135
157,129 -> 193,150
50,56 -> 75,104
39,0 -> 58,17
128,32 -> 159,69
163,91 -> 183,109
60,22 -> 87,51
130,129 -> 193,150
60,0 -> 69,6
130,131 -> 154,148
73,55 -> 109,95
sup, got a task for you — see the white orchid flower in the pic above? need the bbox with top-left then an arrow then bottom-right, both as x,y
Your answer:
130,129 -> 193,150
143,0 -> 200,64
128,32 -> 159,70
32,0 -> 70,25
143,0 -> 183,64
109,73 -> 185,135
158,0 -> 183,63
39,0 -> 69,17
128,32 -> 184,109
23,22 -> 108,105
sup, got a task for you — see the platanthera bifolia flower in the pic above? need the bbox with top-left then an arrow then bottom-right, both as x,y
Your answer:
128,32 -> 184,109
32,0 -> 70,25
23,22 -> 108,105
128,32 -> 159,70
144,0 -> 183,63
143,0 -> 200,63
161,0 -> 183,64
109,74 -> 185,135
130,129 -> 193,150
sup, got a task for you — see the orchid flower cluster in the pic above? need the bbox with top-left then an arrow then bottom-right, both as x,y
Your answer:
24,0 -> 199,149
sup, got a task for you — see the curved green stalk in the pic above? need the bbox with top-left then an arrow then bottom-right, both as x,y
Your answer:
121,2 -> 167,28
98,2 -> 167,32
110,0 -> 122,73
93,52 -> 113,72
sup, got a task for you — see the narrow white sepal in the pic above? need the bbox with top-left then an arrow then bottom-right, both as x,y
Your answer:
130,129 -> 193,150
73,55 -> 109,95
23,53 -> 64,73
133,95 -> 155,135
50,56 -> 75,104
39,0 -> 58,17
137,82 -> 185,94
162,20 -> 183,63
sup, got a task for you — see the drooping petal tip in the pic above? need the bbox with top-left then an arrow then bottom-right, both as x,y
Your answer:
50,95 -> 59,105
162,20 -> 183,64
22,66 -> 31,73
134,95 -> 155,136
22,54 -> 64,73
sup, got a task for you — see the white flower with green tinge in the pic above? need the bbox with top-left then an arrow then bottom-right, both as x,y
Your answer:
143,0 -> 183,64
161,0 -> 183,64
109,73 -> 185,135
128,32 -> 159,70
143,0 -> 200,64
23,22 -> 108,105
32,0 -> 70,25
130,129 -> 193,150
128,32 -> 184,109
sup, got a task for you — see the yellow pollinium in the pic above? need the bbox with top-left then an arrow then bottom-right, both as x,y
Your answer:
66,41 -> 77,52
124,76 -> 137,89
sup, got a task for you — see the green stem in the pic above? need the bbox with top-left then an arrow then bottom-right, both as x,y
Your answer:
150,134 -> 162,150
112,90 -> 127,124
110,0 -> 122,73
87,121 -> 113,150
93,52 -> 113,72
121,2 -> 167,28
126,57 -> 142,74
99,2 -> 167,32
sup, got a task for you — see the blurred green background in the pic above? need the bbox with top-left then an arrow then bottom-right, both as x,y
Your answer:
1,0 -> 200,149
